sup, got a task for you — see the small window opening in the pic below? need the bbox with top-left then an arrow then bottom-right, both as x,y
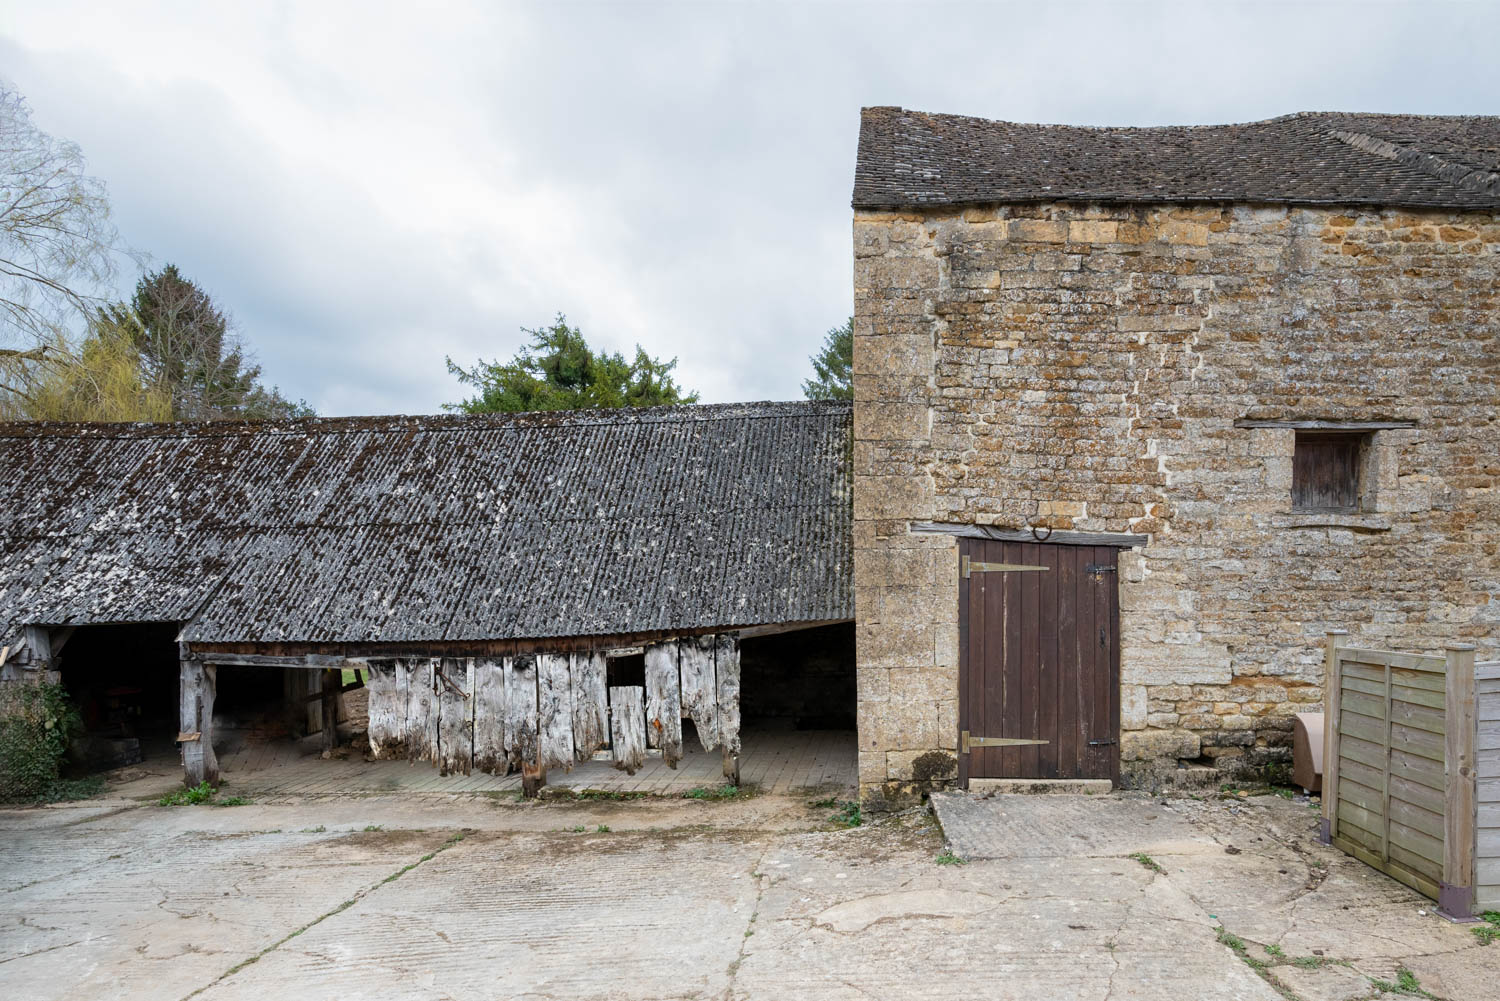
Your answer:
1292,431 -> 1368,512
605,651 -> 645,689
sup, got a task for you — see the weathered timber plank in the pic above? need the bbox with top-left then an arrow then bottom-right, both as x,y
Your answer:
404,658 -> 439,763
1340,735 -> 1445,790
1482,720 -> 1500,752
1342,690 -> 1447,735
1341,714 -> 1444,761
644,642 -> 683,767
196,652 -> 351,669
681,635 -> 719,751
365,660 -> 405,759
537,653 -> 575,771
1337,801 -> 1442,873
1338,777 -> 1445,841
1342,675 -> 1446,710
1334,835 -> 1442,901
715,634 -> 741,757
610,685 -> 647,774
436,658 -> 473,776
472,658 -> 507,774
1340,758 -> 1445,815
1342,650 -> 1445,674
504,655 -> 539,773
570,651 -> 608,760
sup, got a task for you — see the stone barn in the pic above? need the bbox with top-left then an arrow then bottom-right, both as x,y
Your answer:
0,401 -> 855,793
851,108 -> 1500,806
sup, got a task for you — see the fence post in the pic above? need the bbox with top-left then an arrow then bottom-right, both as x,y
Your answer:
1439,643 -> 1476,921
1320,630 -> 1349,845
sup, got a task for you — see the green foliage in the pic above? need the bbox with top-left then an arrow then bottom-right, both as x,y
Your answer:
101,265 -> 311,420
215,795 -> 251,807
446,314 -> 698,413
801,317 -> 852,401
1371,967 -> 1434,997
829,801 -> 862,828
684,783 -> 746,801
596,824 -> 611,833
1474,911 -> 1500,945
1264,944 -> 1284,957
935,850 -> 966,866
3,323 -> 172,422
158,781 -> 217,806
1216,927 -> 1246,952
1129,852 -> 1166,874
0,682 -> 84,802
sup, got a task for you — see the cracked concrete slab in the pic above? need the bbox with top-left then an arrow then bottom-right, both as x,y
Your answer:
2,790 -> 1493,1000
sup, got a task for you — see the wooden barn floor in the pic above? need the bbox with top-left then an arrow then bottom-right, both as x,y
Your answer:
210,728 -> 856,799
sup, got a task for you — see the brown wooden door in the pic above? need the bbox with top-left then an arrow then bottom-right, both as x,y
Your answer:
957,539 -> 1120,783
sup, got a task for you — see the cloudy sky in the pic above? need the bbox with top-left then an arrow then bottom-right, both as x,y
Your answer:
2,1 -> 1496,415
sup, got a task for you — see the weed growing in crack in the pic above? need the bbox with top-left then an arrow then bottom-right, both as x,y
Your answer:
1370,967 -> 1435,997
1472,911 -> 1500,946
829,802 -> 862,828
596,824 -> 611,833
1216,927 -> 1246,952
363,824 -> 383,832
1265,944 -> 1284,958
935,850 -> 966,866
1129,852 -> 1165,874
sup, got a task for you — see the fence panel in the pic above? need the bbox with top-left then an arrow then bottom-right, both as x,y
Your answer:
1321,633 -> 1480,919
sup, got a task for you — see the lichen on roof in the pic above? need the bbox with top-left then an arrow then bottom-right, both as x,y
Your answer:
853,107 -> 1500,210
0,400 -> 853,645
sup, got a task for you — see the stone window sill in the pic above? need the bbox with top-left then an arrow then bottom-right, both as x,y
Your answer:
1272,512 -> 1391,532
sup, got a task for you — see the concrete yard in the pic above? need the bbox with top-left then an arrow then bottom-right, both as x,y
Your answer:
1,783 -> 1494,1001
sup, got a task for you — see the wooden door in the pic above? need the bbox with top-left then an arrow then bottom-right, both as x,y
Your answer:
957,539 -> 1120,783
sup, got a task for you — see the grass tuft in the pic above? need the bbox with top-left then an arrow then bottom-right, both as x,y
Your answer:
935,850 -> 966,866
1129,852 -> 1166,875
829,801 -> 862,828
684,784 -> 748,801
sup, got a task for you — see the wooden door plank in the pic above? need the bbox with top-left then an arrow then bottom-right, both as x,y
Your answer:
1001,540 -> 1023,777
537,653 -> 575,771
1106,546 -> 1122,785
681,635 -> 720,752
436,657 -> 473,776
958,538 -> 973,786
405,658 -> 439,764
1056,543 -> 1080,779
609,685 -> 647,775
1020,541 -> 1041,777
473,657 -> 507,774
1038,538 -> 1059,779
644,642 -> 684,766
503,654 -> 538,773
570,651 -> 608,761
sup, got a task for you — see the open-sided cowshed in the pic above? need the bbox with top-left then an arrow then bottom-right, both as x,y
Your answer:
0,400 -> 853,792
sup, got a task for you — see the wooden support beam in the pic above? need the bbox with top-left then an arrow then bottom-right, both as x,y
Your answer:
910,522 -> 1148,549
1232,419 -> 1415,430
195,652 -> 354,669
645,642 -> 683,768
1321,630 -> 1348,845
180,657 -> 218,787
1440,643 -> 1477,921
320,668 -> 340,753
610,685 -> 646,775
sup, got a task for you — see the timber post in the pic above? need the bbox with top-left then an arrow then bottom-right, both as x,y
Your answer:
1320,630 -> 1348,845
521,762 -> 547,798
1439,642 -> 1477,921
722,748 -> 740,787
179,652 -> 218,787
320,667 -> 340,754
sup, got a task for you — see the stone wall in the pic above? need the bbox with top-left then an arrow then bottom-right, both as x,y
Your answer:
852,202 -> 1500,804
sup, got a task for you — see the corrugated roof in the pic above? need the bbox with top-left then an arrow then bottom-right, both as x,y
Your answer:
0,401 -> 852,645
853,107 -> 1500,210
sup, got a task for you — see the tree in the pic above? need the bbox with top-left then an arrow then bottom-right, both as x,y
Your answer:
102,265 -> 312,419
0,84 -> 125,347
802,317 -> 852,401
446,315 -> 698,413
0,318 -> 170,422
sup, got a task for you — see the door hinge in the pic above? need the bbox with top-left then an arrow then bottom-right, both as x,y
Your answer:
1088,738 -> 1118,746
961,555 -> 1050,579
960,729 -> 1050,753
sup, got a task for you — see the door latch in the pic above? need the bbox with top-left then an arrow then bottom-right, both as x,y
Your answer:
1088,738 -> 1118,746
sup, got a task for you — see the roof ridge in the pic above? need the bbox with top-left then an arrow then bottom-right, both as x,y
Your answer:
1329,128 -> 1500,195
0,399 -> 853,440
